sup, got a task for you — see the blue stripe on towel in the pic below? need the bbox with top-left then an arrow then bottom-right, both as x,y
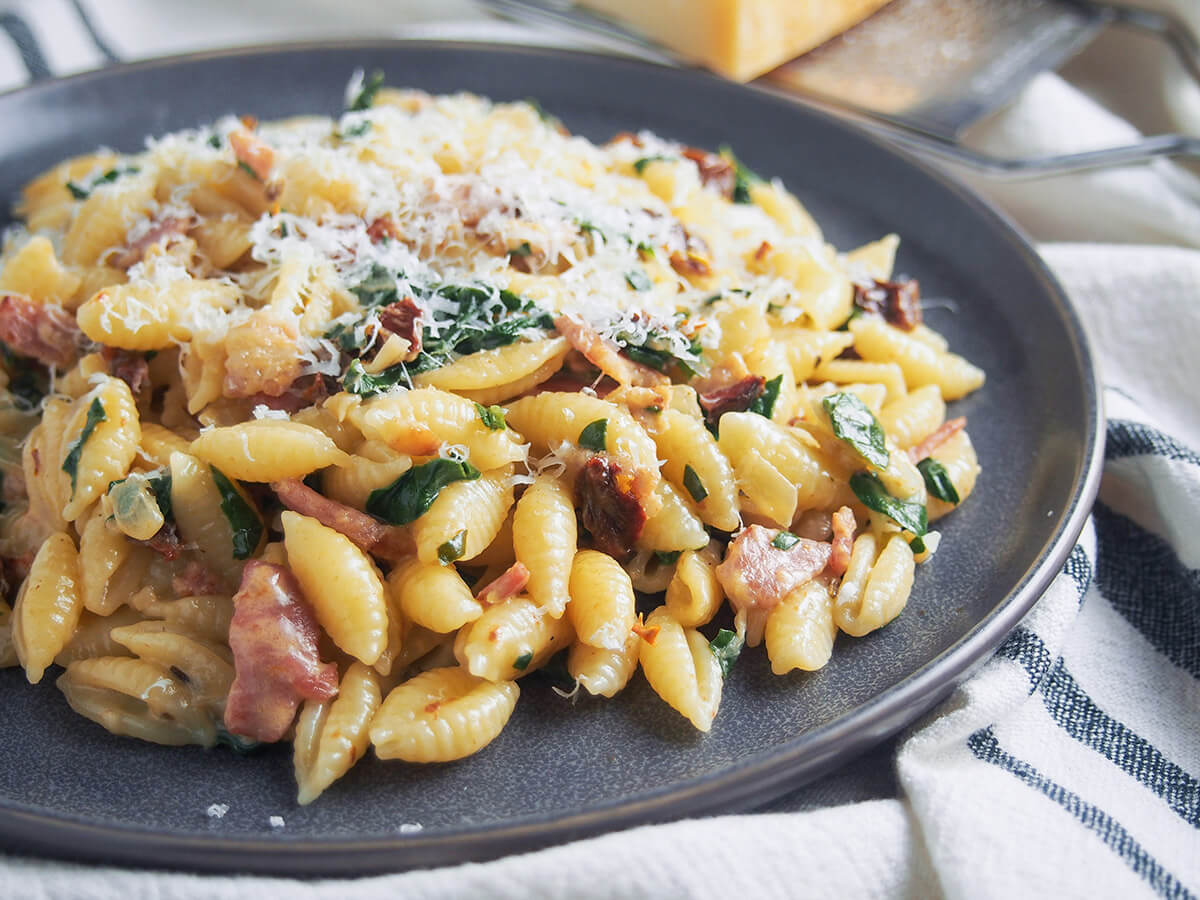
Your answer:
967,727 -> 1195,900
1093,503 -> 1200,679
0,12 -> 50,80
1106,420 -> 1200,467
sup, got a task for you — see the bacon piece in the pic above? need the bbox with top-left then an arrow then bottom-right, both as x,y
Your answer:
697,374 -> 765,428
0,294 -> 81,369
141,523 -> 182,561
229,129 -> 275,182
377,297 -> 423,361
608,131 -> 644,148
754,240 -> 772,262
682,147 -> 735,199
100,346 -> 149,395
853,278 -> 922,331
670,250 -> 711,278
907,417 -> 967,463
172,561 -> 226,598
245,374 -> 332,414
271,479 -> 412,561
475,561 -> 531,606
716,525 -> 832,614
224,561 -> 339,743
108,214 -> 193,270
554,315 -> 667,389
826,506 -> 857,578
576,455 -> 646,562
366,215 -> 401,243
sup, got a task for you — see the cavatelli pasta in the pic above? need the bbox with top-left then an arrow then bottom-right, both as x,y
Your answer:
0,83 -> 985,799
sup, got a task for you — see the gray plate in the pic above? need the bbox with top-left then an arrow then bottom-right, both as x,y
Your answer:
0,41 -> 1102,876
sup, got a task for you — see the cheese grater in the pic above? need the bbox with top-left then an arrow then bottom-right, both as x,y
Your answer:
480,0 -> 1200,176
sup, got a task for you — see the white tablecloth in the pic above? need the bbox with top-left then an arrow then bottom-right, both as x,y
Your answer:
0,2 -> 1197,897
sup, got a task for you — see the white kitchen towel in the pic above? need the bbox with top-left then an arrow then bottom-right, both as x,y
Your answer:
0,2 -> 1196,898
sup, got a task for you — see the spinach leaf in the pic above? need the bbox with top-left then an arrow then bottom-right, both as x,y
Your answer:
215,723 -> 263,754
633,155 -> 672,174
709,628 -> 743,678
625,269 -> 652,292
683,465 -> 708,502
748,374 -> 783,419
408,282 -> 554,373
509,241 -> 532,257
849,472 -> 927,537
512,650 -> 534,672
338,119 -> 372,139
366,458 -> 482,525
61,397 -> 106,494
210,467 -> 263,560
578,419 -> 607,452
918,457 -> 960,504
608,317 -> 706,378
719,145 -> 761,204
437,529 -> 468,565
475,403 -> 507,431
771,531 -> 800,551
236,160 -> 260,181
823,392 -> 889,469
65,165 -> 140,201
348,69 -> 384,111
342,359 -> 407,396
654,549 -> 682,566
349,262 -> 403,309
146,471 -> 173,522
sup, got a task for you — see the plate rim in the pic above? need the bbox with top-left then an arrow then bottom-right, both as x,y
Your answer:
0,38 -> 1105,875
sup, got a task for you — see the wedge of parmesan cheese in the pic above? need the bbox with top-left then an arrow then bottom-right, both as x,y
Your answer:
579,0 -> 894,82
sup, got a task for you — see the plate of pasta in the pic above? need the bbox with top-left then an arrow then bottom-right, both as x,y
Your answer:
0,42 -> 1101,874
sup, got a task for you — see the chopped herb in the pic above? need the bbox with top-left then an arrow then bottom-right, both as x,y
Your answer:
918,457 -> 960,504
61,397 -> 107,494
1,347 -> 48,409
475,403 -> 507,431
366,458 -> 482,526
349,262 -> 403,309
64,165 -> 139,201
509,241 -> 532,257
910,535 -> 927,554
771,531 -> 800,551
644,406 -> 662,414
348,69 -> 384,111
513,651 -> 534,672
437,529 -> 468,565
636,241 -> 655,257
206,132 -> 223,149
701,293 -> 723,307
339,119 -> 372,139
524,97 -> 561,128
748,374 -> 783,419
823,392 -> 889,469
334,266 -> 556,371
146,471 -> 173,522
236,160 -> 260,181
210,467 -> 263,560
407,282 -> 554,373
577,220 -> 604,239
719,145 -> 761,203
633,155 -> 672,174
215,724 -> 262,754
342,359 -> 407,396
849,472 -> 928,537
625,269 -> 652,292
837,306 -> 863,331
578,418 -> 608,452
709,628 -> 743,678
683,465 -> 708,503
608,315 -> 706,379
653,549 -> 682,566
